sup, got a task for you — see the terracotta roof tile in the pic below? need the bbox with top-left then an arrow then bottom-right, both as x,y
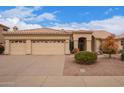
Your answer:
92,30 -> 112,39
72,30 -> 93,34
3,28 -> 71,35
116,33 -> 124,39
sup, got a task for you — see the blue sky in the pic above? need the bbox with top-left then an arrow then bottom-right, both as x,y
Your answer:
0,6 -> 124,35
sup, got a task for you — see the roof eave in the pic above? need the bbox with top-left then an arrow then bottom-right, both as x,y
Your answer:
72,31 -> 93,34
0,24 -> 10,29
2,32 -> 71,36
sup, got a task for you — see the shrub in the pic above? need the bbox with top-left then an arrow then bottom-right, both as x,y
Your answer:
100,35 -> 118,58
72,48 -> 79,54
0,45 -> 5,54
119,49 -> 124,54
75,51 -> 97,64
121,52 -> 124,61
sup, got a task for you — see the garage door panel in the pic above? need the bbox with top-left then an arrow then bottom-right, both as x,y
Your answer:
10,41 -> 26,55
32,40 -> 64,55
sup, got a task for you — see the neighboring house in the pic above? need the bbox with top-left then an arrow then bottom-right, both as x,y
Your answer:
0,24 -> 9,45
2,24 -> 121,55
116,33 -> 124,51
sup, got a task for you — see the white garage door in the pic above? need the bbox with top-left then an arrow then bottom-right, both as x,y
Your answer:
32,40 -> 65,55
10,40 -> 26,55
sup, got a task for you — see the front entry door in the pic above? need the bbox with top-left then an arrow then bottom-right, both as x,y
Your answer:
78,38 -> 86,51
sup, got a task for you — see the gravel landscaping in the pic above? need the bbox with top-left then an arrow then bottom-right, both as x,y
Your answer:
63,54 -> 124,76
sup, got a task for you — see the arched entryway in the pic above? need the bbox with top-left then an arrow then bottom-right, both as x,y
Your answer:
78,37 -> 86,51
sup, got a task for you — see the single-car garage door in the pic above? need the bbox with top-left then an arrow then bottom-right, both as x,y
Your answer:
10,40 -> 26,55
32,40 -> 65,55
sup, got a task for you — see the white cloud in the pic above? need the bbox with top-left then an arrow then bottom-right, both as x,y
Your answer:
0,17 -> 42,30
104,7 -> 119,15
0,7 -> 36,20
26,12 -> 56,22
105,8 -> 113,15
0,6 -> 56,30
0,6 -> 55,22
50,16 -> 124,35
0,6 -> 123,35
39,13 -> 56,20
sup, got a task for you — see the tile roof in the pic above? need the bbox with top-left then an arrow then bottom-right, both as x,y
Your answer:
3,28 -> 71,35
72,30 -> 93,34
116,33 -> 124,39
92,30 -> 112,39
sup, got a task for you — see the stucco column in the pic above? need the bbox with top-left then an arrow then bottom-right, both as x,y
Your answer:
86,39 -> 92,52
95,39 -> 101,52
4,40 -> 10,54
65,40 -> 70,54
26,40 -> 31,55
74,40 -> 78,49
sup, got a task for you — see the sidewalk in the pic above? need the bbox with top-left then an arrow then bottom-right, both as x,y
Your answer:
0,76 -> 124,87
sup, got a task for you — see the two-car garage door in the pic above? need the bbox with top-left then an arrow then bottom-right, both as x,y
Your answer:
32,40 -> 64,55
10,40 -> 65,55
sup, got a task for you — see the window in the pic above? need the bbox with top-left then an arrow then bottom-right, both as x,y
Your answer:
57,41 -> 60,43
23,40 -> 26,43
53,41 -> 56,43
15,41 -> 18,43
61,41 -> 64,43
10,41 -> 13,43
121,40 -> 124,45
19,41 -> 22,43
32,41 -> 34,43
37,41 -> 39,43
3,28 -> 8,31
49,40 -> 52,43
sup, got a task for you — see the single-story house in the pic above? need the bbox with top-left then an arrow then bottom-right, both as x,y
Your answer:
0,24 -> 9,45
0,24 -> 124,55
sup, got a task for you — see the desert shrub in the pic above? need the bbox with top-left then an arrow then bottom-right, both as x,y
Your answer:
72,48 -> 79,54
121,52 -> 124,61
75,51 -> 97,64
100,35 -> 118,58
119,49 -> 124,54
0,45 -> 5,54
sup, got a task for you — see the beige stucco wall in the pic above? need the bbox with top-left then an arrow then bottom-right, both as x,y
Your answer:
26,40 -> 31,55
4,40 -> 9,54
0,27 -> 4,44
116,39 -> 123,50
65,40 -> 70,54
73,33 -> 92,51
95,39 -> 102,52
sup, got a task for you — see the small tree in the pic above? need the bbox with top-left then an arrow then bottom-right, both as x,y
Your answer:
100,35 -> 118,58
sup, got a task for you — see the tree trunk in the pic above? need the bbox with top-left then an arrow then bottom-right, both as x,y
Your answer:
109,54 -> 111,58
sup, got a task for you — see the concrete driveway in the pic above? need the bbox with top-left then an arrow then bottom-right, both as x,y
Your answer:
0,55 -> 65,76
0,55 -> 124,87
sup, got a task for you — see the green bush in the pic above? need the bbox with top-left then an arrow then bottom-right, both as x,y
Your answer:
75,51 -> 97,64
0,45 -> 5,54
121,52 -> 124,61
